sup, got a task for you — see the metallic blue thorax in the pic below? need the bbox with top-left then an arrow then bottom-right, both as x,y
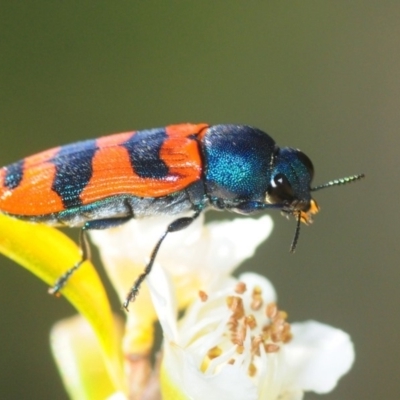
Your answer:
201,125 -> 276,206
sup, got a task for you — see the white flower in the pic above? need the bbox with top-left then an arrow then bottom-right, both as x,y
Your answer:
46,214 -> 355,399
90,214 -> 273,301
90,214 -> 273,354
148,268 -> 355,400
2,194 -> 355,399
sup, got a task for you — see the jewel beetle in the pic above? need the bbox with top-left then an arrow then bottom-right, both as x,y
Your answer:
0,123 -> 364,310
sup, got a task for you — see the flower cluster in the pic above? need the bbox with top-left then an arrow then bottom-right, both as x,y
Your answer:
0,213 -> 355,399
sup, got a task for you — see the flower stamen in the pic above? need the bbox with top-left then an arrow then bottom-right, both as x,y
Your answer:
198,290 -> 208,302
235,281 -> 247,294
195,278 -> 294,382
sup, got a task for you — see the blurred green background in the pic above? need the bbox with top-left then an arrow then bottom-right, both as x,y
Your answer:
0,2 -> 398,399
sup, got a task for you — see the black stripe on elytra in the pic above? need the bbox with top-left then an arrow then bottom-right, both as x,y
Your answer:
4,160 -> 24,189
122,128 -> 169,179
51,140 -> 98,209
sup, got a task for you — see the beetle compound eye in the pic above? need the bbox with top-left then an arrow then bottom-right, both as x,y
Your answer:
296,150 -> 314,180
266,173 -> 294,204
272,173 -> 290,189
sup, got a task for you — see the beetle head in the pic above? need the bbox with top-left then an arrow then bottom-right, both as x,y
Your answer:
266,147 -> 364,252
266,147 -> 318,223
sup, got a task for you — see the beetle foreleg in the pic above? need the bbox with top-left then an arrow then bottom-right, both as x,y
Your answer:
122,210 -> 202,311
230,201 -> 282,215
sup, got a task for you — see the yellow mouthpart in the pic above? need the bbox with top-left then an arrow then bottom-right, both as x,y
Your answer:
299,199 -> 319,224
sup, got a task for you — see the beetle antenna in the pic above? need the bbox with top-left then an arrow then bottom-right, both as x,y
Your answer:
311,173 -> 365,192
290,211 -> 302,253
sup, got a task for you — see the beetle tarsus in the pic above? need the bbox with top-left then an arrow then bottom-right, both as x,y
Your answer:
48,259 -> 84,296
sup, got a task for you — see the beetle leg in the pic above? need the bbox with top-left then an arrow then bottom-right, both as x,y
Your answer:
122,209 -> 202,311
230,201 -> 282,215
48,216 -> 132,296
48,227 -> 91,296
82,216 -> 133,230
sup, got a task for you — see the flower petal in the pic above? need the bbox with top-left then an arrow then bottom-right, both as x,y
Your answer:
282,320 -> 355,394
157,273 -> 284,400
50,315 -> 124,400
0,214 -> 124,391
147,261 -> 179,342
205,216 -> 274,277
106,392 -> 129,400
154,271 -> 354,399
91,214 -> 273,308
91,215 -> 273,355
161,345 -> 257,400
